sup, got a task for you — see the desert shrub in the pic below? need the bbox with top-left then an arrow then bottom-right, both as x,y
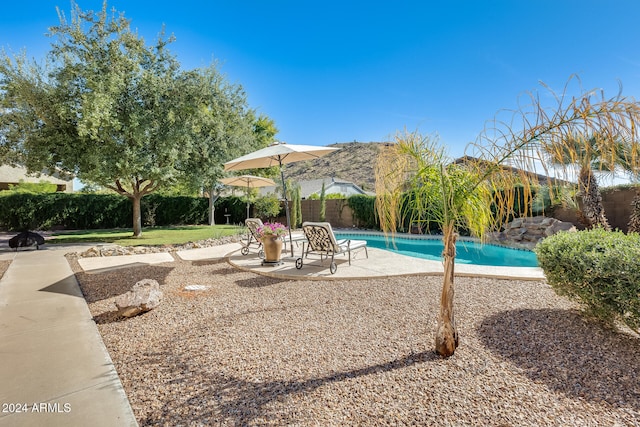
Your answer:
535,228 -> 640,332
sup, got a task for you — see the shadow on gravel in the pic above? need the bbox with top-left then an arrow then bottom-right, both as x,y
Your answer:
478,308 -> 640,410
191,259 -> 227,267
92,310 -> 125,324
234,275 -> 289,288
140,350 -> 438,426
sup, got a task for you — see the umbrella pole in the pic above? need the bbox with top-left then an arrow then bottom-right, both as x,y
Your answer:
246,183 -> 250,219
279,159 -> 294,257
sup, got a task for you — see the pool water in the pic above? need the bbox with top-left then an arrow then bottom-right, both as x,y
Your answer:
335,233 -> 538,267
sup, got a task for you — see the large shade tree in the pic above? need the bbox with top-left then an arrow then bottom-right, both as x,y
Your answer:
377,80 -> 640,357
0,2 -> 263,236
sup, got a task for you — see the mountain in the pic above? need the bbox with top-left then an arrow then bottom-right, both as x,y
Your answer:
283,142 -> 384,192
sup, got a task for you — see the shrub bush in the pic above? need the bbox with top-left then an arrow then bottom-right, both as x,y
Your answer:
535,228 -> 640,332
347,195 -> 378,229
254,195 -> 281,220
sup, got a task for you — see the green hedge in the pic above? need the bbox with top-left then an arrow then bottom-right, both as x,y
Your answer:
213,195 -> 247,225
0,193 -> 131,230
347,195 -> 379,229
535,228 -> 640,332
0,193 -> 245,230
141,194 -> 209,226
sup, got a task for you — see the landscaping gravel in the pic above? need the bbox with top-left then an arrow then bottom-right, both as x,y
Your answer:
68,251 -> 640,426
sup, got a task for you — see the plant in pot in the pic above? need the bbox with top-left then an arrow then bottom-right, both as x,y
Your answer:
257,222 -> 287,265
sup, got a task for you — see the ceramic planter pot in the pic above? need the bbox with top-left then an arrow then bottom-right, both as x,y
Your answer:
261,235 -> 283,265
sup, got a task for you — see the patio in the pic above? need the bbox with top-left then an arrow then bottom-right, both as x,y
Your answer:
77,241 -> 545,281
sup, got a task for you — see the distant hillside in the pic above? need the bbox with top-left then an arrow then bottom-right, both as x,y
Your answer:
283,142 -> 384,192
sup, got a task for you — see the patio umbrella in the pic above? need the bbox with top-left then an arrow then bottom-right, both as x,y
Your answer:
224,142 -> 340,256
219,175 -> 276,219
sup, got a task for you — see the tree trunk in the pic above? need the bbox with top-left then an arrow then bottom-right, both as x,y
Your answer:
435,221 -> 459,357
132,194 -> 143,237
578,167 -> 611,231
208,186 -> 221,226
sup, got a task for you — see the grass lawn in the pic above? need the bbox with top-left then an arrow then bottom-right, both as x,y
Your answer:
48,225 -> 245,246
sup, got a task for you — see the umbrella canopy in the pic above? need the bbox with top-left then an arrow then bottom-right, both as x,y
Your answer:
219,175 -> 276,188
219,175 -> 276,219
224,142 -> 339,171
224,142 -> 340,256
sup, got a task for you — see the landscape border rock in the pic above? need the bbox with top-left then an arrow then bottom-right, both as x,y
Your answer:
70,235 -> 240,258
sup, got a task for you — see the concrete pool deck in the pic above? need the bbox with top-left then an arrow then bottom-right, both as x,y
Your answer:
78,242 -> 545,281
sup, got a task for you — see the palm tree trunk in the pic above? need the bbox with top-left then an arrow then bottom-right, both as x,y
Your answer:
628,190 -> 640,233
435,221 -> 459,357
578,167 -> 611,231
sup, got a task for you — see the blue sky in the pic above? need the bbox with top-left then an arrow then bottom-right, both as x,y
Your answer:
2,1 -> 640,159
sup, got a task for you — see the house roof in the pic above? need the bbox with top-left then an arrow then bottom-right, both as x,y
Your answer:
0,165 -> 73,186
258,177 -> 372,198
298,177 -> 368,198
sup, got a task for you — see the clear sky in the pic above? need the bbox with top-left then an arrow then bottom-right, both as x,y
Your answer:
1,1 -> 640,158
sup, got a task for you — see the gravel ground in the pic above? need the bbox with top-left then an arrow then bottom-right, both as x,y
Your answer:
67,252 -> 640,426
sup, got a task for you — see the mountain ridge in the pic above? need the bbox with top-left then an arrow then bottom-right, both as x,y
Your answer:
283,142 -> 385,192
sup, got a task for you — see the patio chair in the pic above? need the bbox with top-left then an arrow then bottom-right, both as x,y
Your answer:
242,218 -> 307,258
295,221 -> 368,274
241,218 -> 265,258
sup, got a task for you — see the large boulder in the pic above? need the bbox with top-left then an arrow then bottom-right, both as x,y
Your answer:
8,231 -> 45,250
489,216 -> 576,250
115,279 -> 163,318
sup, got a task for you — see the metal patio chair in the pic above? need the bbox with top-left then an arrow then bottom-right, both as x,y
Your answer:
295,221 -> 368,274
241,218 -> 265,258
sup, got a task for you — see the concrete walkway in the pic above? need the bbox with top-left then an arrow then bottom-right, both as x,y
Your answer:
0,246 -> 137,427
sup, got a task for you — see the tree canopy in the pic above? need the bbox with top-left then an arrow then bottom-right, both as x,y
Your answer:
0,1 -> 268,235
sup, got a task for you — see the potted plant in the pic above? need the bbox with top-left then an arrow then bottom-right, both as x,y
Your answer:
257,222 -> 287,265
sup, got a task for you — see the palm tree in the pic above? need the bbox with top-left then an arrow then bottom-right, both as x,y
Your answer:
376,82 -> 640,358
376,132 -> 494,357
544,134 -> 629,230
628,189 -> 640,233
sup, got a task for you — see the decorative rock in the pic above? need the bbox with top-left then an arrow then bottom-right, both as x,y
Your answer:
72,235 -> 238,258
489,216 -> 576,250
115,279 -> 163,318
184,285 -> 210,291
8,231 -> 45,250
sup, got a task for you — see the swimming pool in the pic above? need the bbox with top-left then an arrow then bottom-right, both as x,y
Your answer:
335,233 -> 538,267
